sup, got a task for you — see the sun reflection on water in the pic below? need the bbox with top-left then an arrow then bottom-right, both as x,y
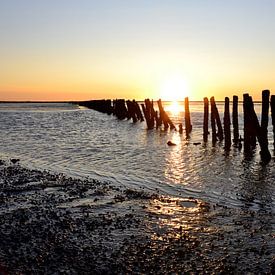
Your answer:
165,101 -> 182,115
164,132 -> 187,184
147,197 -> 210,239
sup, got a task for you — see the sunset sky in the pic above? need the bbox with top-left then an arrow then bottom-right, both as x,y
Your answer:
0,0 -> 275,101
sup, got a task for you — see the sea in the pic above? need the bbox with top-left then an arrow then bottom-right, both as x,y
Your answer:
0,101 -> 274,211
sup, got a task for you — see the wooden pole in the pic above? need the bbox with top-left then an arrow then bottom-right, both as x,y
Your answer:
243,94 -> 257,152
133,100 -> 144,121
261,90 -> 270,150
224,97 -> 231,150
141,100 -> 154,129
232,95 -> 239,144
157,99 -> 175,130
243,93 -> 271,162
271,95 -> 275,151
184,97 -> 192,138
210,97 -> 217,144
210,97 -> 223,142
243,94 -> 250,152
214,102 -> 224,141
203,97 -> 209,142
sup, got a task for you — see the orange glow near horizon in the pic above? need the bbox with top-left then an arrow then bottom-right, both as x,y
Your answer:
1,1 -> 275,102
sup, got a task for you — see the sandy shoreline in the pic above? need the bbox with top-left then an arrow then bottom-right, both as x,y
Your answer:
0,159 -> 274,274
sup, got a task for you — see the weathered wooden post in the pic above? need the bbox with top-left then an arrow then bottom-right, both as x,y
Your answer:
224,97 -> 231,150
157,99 -> 175,130
243,94 -> 256,152
203,97 -> 209,142
271,95 -> 275,150
134,101 -> 144,121
210,97 -> 217,144
215,102 -> 223,141
243,93 -> 271,163
261,90 -> 270,151
232,95 -> 239,144
210,97 -> 223,142
184,97 -> 192,138
243,94 -> 250,152
141,100 -> 153,129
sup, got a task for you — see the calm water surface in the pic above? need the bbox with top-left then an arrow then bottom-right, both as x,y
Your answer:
0,102 -> 274,210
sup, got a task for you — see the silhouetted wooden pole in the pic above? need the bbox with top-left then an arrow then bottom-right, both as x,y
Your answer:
184,97 -> 192,138
243,93 -> 271,163
210,97 -> 217,144
271,95 -> 275,150
243,94 -> 250,152
210,97 -> 223,142
224,97 -> 231,150
215,103 -> 223,141
142,100 -> 154,130
261,90 -> 270,150
203,97 -> 209,142
157,99 -> 175,130
133,100 -> 144,122
243,94 -> 257,152
232,95 -> 239,144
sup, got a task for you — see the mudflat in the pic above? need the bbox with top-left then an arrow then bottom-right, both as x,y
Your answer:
0,160 -> 274,274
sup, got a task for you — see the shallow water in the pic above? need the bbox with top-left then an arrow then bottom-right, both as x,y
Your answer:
0,101 -> 274,211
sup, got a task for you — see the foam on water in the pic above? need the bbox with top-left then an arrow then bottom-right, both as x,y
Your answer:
0,102 -> 274,211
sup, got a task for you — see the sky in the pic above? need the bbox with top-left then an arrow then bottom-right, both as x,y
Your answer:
0,0 -> 275,101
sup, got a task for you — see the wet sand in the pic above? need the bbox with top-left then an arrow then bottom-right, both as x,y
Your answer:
0,159 -> 274,274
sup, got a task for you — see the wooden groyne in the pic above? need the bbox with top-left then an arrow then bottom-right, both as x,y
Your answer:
78,90 -> 275,163
203,97 -> 209,142
232,96 -> 240,144
184,97 -> 192,138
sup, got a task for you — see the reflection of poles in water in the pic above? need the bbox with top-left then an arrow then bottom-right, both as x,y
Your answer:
271,95 -> 275,151
224,97 -> 231,150
184,97 -> 192,138
203,97 -> 209,142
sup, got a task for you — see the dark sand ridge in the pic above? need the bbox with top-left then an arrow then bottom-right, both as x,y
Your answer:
0,159 -> 274,274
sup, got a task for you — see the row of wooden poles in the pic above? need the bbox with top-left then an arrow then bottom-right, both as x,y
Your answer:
79,98 -> 192,136
79,90 -> 275,163
204,91 -> 275,163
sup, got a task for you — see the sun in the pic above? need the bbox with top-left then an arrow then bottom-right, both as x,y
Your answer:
159,74 -> 189,101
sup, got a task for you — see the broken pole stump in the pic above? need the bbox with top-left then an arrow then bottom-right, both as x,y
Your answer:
203,97 -> 209,142
224,97 -> 231,150
184,97 -> 192,138
232,95 -> 239,144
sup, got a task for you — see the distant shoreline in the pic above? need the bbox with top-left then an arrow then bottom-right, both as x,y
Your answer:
0,100 -> 263,104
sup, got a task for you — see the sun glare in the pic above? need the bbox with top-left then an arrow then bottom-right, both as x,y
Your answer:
168,101 -> 182,114
160,75 -> 189,101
